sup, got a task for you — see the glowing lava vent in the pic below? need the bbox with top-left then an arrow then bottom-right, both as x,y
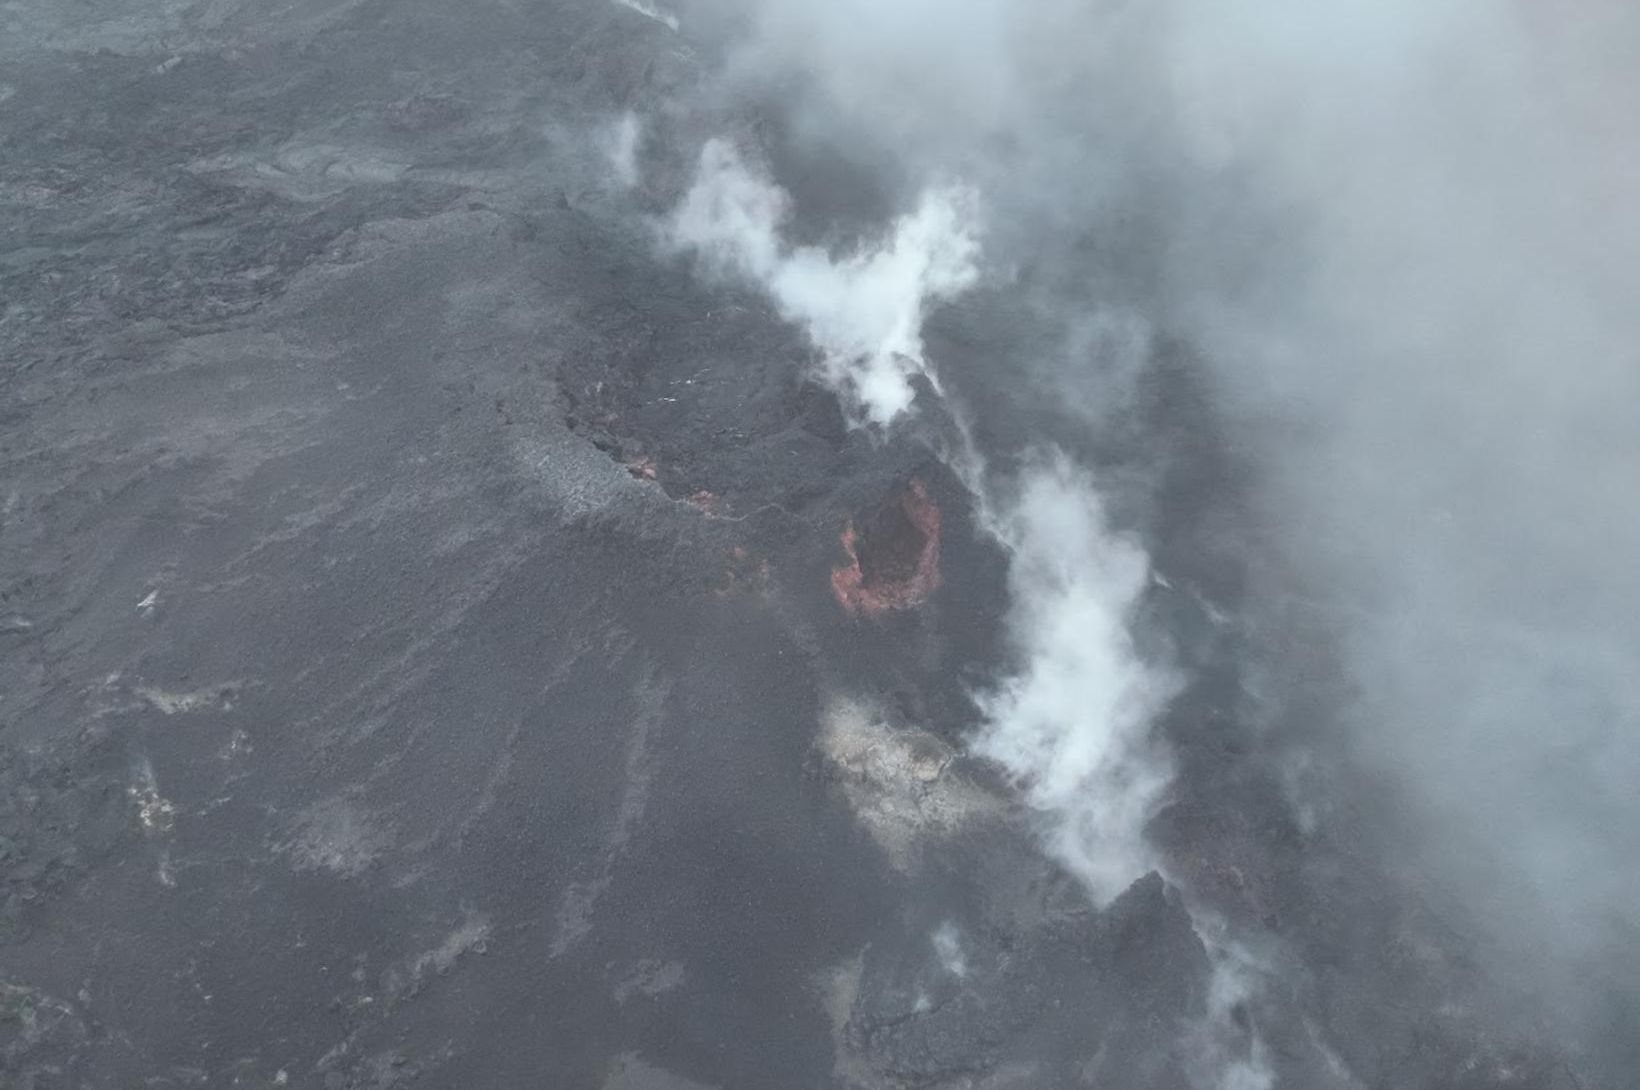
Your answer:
831,479 -> 941,616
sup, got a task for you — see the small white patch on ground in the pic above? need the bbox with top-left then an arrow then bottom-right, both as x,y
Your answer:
187,142 -> 409,202
821,954 -> 875,1090
603,1054 -> 717,1090
552,669 -> 669,956
551,878 -> 606,957
819,696 -> 1005,870
157,848 -> 176,887
511,431 -> 631,523
128,759 -> 175,834
382,911 -> 490,1000
605,112 -> 643,188
931,922 -> 967,978
612,958 -> 685,1003
136,681 -> 241,715
278,798 -> 391,877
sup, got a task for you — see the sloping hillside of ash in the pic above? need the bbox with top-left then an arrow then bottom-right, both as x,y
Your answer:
2,2 -> 1632,1089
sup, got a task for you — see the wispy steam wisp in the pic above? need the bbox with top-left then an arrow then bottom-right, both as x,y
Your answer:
667,140 -> 979,426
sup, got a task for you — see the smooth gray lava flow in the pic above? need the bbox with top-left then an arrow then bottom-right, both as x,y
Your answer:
3,2 -> 1635,1089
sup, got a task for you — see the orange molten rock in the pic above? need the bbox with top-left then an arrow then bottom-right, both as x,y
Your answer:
830,479 -> 941,616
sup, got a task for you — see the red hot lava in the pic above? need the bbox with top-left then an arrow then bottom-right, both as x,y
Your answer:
831,479 -> 942,616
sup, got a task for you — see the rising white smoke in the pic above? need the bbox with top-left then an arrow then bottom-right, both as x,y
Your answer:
676,2 -> 1640,1074
971,454 -> 1177,903
666,139 -> 979,426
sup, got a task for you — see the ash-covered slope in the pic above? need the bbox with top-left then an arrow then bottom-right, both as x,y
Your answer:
1,2 -> 1632,1089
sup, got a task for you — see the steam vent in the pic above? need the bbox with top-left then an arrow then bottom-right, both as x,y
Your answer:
831,479 -> 942,616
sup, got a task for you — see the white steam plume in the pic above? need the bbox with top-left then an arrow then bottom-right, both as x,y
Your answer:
666,139 -> 979,426
971,454 -> 1177,903
680,1 -> 1640,1080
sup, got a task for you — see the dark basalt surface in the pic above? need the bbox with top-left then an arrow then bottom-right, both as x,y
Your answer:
0,2 -> 1604,1089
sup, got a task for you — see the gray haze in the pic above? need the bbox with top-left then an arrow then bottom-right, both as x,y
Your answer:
682,0 -> 1640,1065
